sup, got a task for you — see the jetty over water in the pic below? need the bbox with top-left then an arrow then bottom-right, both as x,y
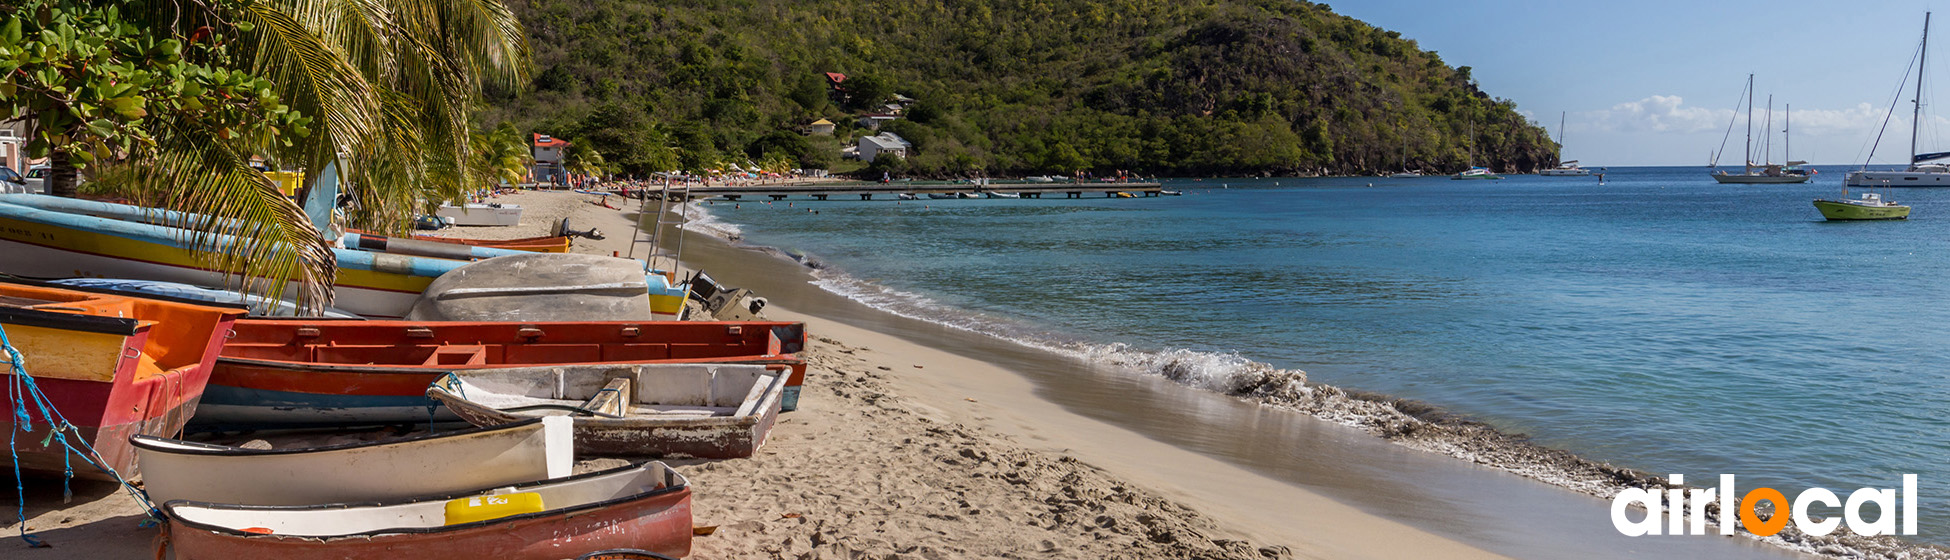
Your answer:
658,181 -> 1166,201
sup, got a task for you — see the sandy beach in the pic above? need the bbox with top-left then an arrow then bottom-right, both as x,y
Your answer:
2,189 -> 1825,559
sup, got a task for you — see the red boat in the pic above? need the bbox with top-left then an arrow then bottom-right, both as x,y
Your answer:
161,461 -> 691,559
0,281 -> 244,479
199,320 -> 807,427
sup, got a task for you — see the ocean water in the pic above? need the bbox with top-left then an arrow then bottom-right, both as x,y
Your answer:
693,166 -> 1950,542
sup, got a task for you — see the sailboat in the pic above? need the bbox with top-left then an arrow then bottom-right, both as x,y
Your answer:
1711,76 -> 1811,184
1847,13 -> 1950,187
1452,116 -> 1504,180
1540,112 -> 1592,176
1389,127 -> 1423,177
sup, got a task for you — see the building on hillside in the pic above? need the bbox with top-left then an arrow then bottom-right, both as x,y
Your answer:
805,118 -> 835,136
531,133 -> 570,187
858,114 -> 900,130
857,132 -> 912,163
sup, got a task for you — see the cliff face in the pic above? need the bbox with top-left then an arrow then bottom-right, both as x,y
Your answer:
484,0 -> 1558,177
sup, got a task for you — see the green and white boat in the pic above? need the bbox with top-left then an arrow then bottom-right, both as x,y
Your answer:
1814,192 -> 1910,221
1452,167 -> 1503,180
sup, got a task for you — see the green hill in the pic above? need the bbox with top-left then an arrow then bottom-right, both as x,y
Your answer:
482,0 -> 1559,178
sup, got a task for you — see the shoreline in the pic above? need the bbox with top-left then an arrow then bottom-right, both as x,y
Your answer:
577,191 -> 1827,559
631,190 -> 1950,559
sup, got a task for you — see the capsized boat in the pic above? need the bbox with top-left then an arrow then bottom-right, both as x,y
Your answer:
161,461 -> 692,560
0,281 -> 243,480
429,364 -> 785,459
134,416 -> 572,506
198,320 -> 808,427
436,203 -> 522,226
1814,192 -> 1911,221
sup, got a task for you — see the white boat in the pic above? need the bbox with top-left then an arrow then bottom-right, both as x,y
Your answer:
896,193 -> 917,200
436,203 -> 523,226
926,193 -> 957,199
161,461 -> 693,559
1387,171 -> 1424,178
1160,190 -> 1184,196
1848,13 -> 1950,187
985,192 -> 1021,199
1710,76 -> 1811,184
1452,167 -> 1503,180
132,417 -> 573,507
428,363 -> 786,459
1024,176 -> 1055,183
1540,113 -> 1593,176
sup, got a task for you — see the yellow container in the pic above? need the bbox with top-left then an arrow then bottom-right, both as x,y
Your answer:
265,171 -> 303,197
443,492 -> 545,525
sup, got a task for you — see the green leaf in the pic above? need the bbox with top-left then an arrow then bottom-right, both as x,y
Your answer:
106,96 -> 146,118
2,17 -> 20,44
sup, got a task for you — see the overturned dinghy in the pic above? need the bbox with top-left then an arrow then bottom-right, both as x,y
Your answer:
406,253 -> 687,321
134,416 -> 573,507
162,461 -> 692,560
429,363 -> 786,459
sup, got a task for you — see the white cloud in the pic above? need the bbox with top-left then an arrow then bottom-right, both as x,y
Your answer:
1576,96 -> 1893,136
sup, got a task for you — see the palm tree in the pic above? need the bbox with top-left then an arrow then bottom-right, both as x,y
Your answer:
565,140 -> 607,183
472,122 -> 534,189
71,0 -> 529,308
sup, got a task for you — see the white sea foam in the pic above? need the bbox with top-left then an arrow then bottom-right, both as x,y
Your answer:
680,201 -> 743,238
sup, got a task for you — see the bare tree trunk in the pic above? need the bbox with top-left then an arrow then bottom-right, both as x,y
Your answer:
47,151 -> 79,198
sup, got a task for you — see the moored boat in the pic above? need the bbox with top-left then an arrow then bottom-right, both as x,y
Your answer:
436,203 -> 523,226
984,192 -> 1021,199
1451,167 -> 1503,180
926,193 -> 957,200
0,281 -> 243,480
1814,192 -> 1910,220
161,461 -> 693,560
198,319 -> 807,427
1847,14 -> 1950,187
428,364 -> 786,459
134,416 -> 573,506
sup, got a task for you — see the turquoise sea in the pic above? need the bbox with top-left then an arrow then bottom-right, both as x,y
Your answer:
693,166 -> 1950,542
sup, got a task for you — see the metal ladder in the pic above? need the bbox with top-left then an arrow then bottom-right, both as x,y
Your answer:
634,182 -> 690,276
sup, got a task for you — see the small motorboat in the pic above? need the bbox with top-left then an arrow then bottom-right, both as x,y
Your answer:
896,193 -> 917,200
1451,167 -> 1504,180
1114,191 -> 1134,198
199,320 -> 808,427
984,192 -> 1021,199
956,192 -> 980,199
0,280 -> 244,479
134,416 -> 573,506
926,193 -> 957,200
1813,192 -> 1910,221
1387,171 -> 1424,178
161,461 -> 693,560
436,203 -> 523,226
1160,190 -> 1184,196
429,364 -> 786,459
1024,176 -> 1054,183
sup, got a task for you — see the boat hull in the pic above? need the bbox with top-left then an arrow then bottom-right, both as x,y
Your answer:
1845,170 -> 1950,187
430,365 -> 786,459
1710,173 -> 1810,184
1813,199 -> 1911,220
197,320 -> 808,427
1539,169 -> 1590,176
436,204 -> 523,226
134,417 -> 573,506
162,462 -> 692,560
1,281 -> 242,480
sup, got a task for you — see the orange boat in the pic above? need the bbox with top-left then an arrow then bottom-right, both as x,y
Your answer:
199,320 -> 807,427
349,229 -> 571,253
0,281 -> 244,480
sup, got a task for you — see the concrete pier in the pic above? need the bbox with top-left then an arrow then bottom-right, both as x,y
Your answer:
652,181 -> 1164,201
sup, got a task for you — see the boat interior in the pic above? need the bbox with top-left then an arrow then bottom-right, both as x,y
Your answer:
1,282 -> 237,376
447,364 -> 784,417
165,462 -> 683,537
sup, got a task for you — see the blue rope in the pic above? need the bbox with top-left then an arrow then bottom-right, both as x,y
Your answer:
2,322 -> 161,547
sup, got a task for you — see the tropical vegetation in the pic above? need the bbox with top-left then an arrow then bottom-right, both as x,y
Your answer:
481,0 -> 1558,178
0,0 -> 528,307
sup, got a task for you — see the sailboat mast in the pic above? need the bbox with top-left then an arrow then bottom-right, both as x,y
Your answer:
1786,104 -> 1792,164
1914,12 -> 1931,168
1745,74 -> 1754,172
1763,95 -> 1773,166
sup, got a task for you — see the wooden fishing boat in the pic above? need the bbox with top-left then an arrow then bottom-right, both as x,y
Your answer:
198,320 -> 808,427
0,281 -> 243,480
0,194 -> 466,318
436,203 -> 523,226
429,364 -> 785,458
133,416 -> 573,506
410,233 -> 571,253
161,461 -> 692,560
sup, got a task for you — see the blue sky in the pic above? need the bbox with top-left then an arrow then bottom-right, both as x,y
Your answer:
1329,1 -> 1950,166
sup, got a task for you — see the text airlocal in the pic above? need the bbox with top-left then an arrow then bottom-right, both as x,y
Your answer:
1611,474 -> 1917,537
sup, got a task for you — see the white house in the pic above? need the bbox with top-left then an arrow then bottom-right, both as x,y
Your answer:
857,132 -> 912,163
531,133 -> 570,186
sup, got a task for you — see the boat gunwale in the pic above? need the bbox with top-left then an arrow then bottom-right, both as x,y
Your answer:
130,417 -> 547,457
427,369 -> 787,430
160,460 -> 687,537
0,305 -> 145,336
0,274 -> 254,314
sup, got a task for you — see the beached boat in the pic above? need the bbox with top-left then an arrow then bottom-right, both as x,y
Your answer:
429,364 -> 786,458
198,319 -> 808,426
1848,14 -> 1950,187
406,252 -> 686,322
346,231 -> 569,256
46,278 -> 363,318
134,417 -> 573,506
161,461 -> 693,560
0,194 -> 464,318
436,203 -> 522,226
0,281 -> 243,480
1814,192 -> 1910,220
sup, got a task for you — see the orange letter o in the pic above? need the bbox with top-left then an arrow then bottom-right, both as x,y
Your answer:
1740,488 -> 1790,536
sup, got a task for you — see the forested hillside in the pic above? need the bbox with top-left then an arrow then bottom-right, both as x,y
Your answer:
481,0 -> 1559,177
